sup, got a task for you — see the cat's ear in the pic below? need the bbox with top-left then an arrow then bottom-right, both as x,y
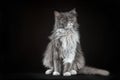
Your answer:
70,8 -> 77,15
54,11 -> 60,17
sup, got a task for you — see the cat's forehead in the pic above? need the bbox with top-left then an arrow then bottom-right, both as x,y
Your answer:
59,12 -> 75,19
61,12 -> 73,16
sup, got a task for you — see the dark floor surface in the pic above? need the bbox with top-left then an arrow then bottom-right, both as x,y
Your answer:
4,73 -> 117,80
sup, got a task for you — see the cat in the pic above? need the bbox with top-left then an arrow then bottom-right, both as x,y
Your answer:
42,8 -> 110,76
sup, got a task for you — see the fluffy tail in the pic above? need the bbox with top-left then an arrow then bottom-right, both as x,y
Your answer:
78,66 -> 110,76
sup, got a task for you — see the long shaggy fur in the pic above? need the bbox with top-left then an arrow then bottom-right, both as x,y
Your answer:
42,8 -> 110,76
43,41 -> 53,68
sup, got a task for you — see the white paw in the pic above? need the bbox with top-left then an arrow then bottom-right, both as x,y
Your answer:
70,70 -> 77,75
53,71 -> 60,76
45,69 -> 53,75
63,72 -> 71,76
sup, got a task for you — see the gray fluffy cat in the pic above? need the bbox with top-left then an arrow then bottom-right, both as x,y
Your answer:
43,8 -> 110,76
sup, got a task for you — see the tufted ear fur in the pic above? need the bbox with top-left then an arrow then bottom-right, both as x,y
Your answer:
69,8 -> 77,15
54,11 -> 60,17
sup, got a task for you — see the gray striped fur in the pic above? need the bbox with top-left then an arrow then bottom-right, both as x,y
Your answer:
42,8 -> 110,76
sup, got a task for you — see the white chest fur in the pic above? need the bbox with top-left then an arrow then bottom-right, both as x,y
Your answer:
54,28 -> 80,64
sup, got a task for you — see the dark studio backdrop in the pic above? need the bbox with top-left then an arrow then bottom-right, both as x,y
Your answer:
1,0 -> 119,79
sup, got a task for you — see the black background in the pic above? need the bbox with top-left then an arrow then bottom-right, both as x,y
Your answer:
1,0 -> 119,79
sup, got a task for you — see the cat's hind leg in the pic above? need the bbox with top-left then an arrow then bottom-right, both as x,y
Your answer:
45,68 -> 53,75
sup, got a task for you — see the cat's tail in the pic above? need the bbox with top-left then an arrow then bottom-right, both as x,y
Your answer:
78,66 -> 110,76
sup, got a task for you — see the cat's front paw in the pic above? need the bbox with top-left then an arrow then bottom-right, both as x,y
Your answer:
53,71 -> 60,76
45,69 -> 53,75
63,72 -> 71,76
70,70 -> 77,75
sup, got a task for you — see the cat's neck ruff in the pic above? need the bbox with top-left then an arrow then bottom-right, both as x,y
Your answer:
54,26 -> 80,42
53,24 -> 80,64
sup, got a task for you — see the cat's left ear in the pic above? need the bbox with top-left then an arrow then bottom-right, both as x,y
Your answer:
70,8 -> 77,15
54,11 -> 60,17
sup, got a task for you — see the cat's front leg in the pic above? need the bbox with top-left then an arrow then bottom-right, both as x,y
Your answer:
52,50 -> 60,76
63,62 -> 72,76
53,59 -> 61,76
70,70 -> 77,75
63,64 -> 77,76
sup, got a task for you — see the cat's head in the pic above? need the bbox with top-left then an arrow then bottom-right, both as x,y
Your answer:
54,8 -> 78,30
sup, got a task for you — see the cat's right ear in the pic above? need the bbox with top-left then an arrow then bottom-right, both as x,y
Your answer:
54,11 -> 60,17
